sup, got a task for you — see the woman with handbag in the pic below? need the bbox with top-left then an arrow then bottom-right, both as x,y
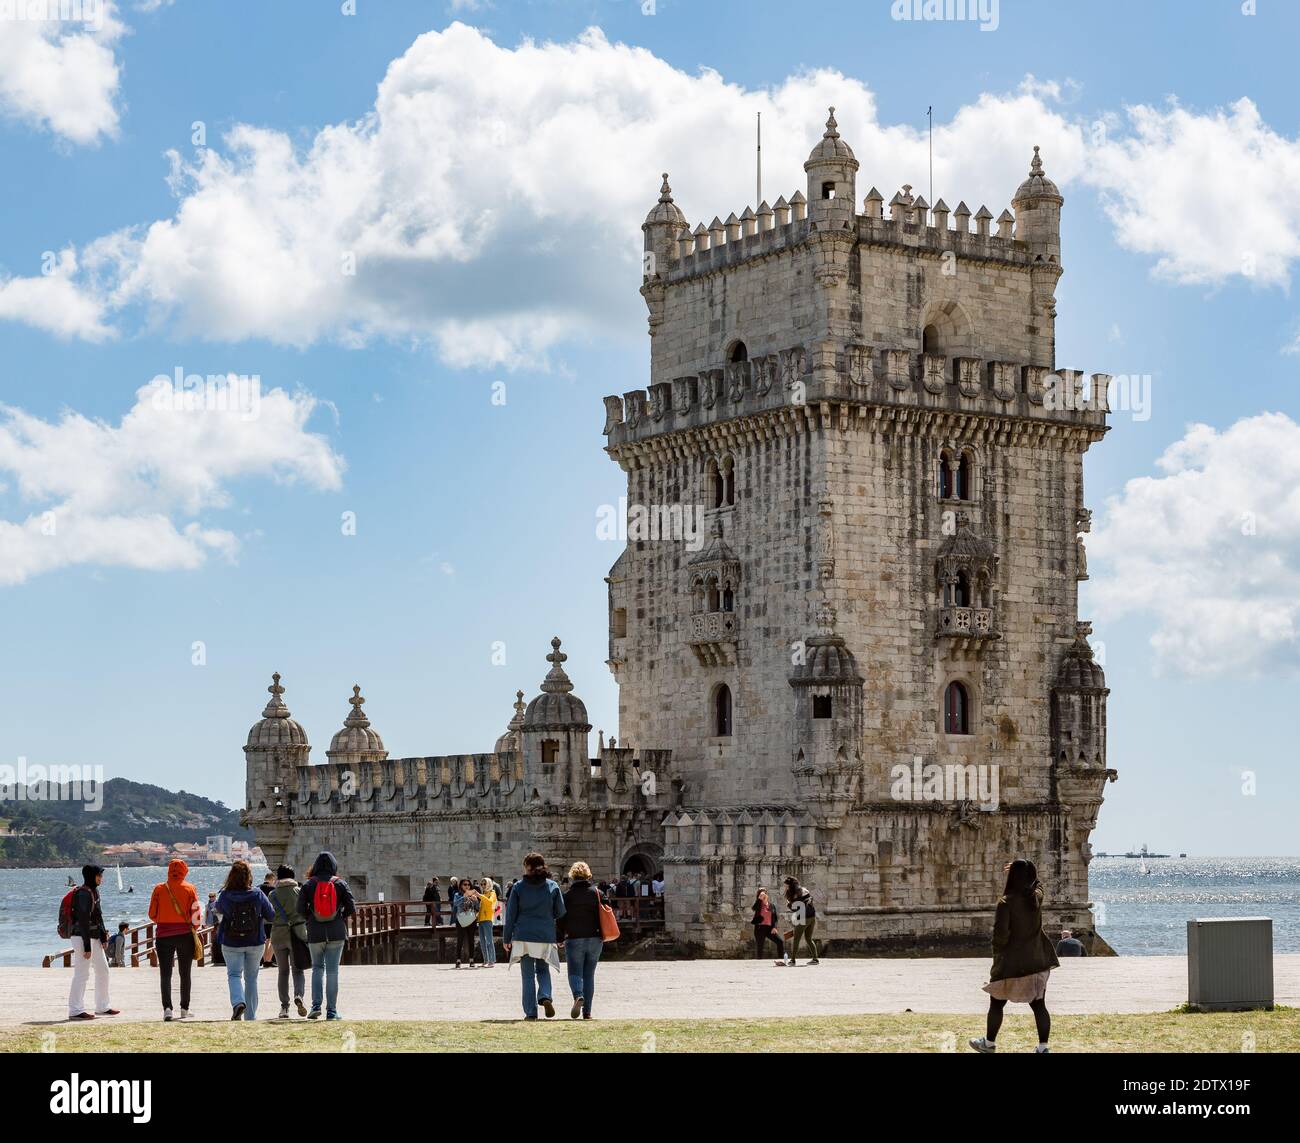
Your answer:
453,879 -> 481,967
267,864 -> 310,1018
557,861 -> 616,1020
147,859 -> 201,1021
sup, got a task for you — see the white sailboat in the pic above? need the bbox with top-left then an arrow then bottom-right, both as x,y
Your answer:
116,863 -> 124,892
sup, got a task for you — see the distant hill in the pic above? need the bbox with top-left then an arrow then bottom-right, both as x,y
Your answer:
0,777 -> 251,868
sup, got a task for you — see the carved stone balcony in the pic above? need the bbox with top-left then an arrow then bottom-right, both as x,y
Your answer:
688,610 -> 738,667
937,606 -> 997,659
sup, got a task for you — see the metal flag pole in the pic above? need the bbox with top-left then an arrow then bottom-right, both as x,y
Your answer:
928,106 -> 933,206
757,111 -> 762,207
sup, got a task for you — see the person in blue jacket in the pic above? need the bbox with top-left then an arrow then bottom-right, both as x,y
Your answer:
214,859 -> 276,1021
502,852 -> 566,1020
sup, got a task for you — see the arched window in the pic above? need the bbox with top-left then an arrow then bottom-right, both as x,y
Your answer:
721,585 -> 734,612
728,341 -> 748,363
706,576 -> 720,612
707,458 -> 723,509
938,450 -> 954,499
945,572 -> 970,608
944,682 -> 970,735
956,451 -> 973,500
714,684 -> 733,737
923,324 -> 940,354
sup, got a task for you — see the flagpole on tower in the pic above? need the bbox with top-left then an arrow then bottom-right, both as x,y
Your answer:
927,106 -> 933,207
757,111 -> 762,207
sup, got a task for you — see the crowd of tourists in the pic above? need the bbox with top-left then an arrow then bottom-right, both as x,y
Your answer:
62,853 -> 1064,1047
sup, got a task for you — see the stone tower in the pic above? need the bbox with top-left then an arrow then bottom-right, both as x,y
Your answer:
603,112 -> 1117,951
243,672 -> 308,870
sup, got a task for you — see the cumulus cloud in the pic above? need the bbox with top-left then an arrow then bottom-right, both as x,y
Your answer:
6,25 -> 1090,361
0,1 -> 126,145
1088,413 -> 1300,676
0,376 -> 345,585
0,248 -> 114,341
8,23 -> 1300,360
1088,98 -> 1300,288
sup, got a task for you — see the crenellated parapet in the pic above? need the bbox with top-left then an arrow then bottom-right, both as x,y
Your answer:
663,807 -> 826,859
291,751 -> 528,817
604,347 -> 1110,455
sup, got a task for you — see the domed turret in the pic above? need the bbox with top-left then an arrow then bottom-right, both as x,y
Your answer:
494,690 -> 526,754
243,672 -> 309,868
1051,623 -> 1109,771
790,604 -> 864,808
1012,145 -> 1063,260
326,684 -> 388,765
520,637 -> 591,804
523,637 -> 590,730
246,672 -> 308,749
1013,145 -> 1062,204
804,107 -> 858,228
642,172 -> 687,277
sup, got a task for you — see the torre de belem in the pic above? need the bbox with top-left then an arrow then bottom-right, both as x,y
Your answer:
243,110 -> 1117,955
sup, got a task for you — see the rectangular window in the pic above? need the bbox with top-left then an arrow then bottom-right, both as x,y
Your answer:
613,608 -> 628,638
542,740 -> 559,768
813,695 -> 833,719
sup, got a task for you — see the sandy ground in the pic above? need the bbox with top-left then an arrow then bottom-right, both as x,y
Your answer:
5,954 -> 1298,1025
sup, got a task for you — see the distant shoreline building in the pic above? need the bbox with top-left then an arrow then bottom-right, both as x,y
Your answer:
244,112 -> 1116,954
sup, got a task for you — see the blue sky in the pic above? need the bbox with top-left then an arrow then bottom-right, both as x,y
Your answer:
1,0 -> 1297,855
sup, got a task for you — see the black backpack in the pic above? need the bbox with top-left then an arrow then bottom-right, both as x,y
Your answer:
225,897 -> 260,941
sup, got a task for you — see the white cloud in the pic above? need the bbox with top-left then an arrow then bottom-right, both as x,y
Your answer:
9,23 -> 1300,360
1088,413 -> 1300,676
0,377 -> 345,585
0,248 -> 114,340
12,25 -> 1089,362
0,1 -> 126,145
1087,98 -> 1300,288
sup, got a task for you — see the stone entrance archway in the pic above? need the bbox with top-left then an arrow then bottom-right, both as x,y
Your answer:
620,842 -> 663,877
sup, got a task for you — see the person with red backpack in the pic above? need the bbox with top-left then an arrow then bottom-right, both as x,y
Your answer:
64,863 -> 120,1020
296,851 -> 356,1020
214,859 -> 276,1020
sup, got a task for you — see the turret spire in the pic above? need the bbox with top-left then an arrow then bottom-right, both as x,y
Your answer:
541,636 -> 575,694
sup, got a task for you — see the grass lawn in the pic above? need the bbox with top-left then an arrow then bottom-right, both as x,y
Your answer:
2,1009 -> 1296,1053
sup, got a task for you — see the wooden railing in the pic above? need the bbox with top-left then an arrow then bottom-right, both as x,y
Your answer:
43,921 -> 218,968
42,894 -> 666,965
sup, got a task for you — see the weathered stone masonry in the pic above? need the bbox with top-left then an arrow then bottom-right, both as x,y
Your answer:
244,110 -> 1115,954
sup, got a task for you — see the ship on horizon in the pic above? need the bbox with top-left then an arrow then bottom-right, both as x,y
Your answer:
1094,843 -> 1188,859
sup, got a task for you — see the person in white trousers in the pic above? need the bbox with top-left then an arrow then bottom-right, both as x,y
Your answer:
67,864 -> 119,1020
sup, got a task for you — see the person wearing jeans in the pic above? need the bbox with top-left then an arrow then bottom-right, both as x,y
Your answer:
308,939 -> 346,1016
558,862 -> 605,1019
296,851 -> 356,1020
476,878 -> 498,967
502,852 -> 566,1020
214,859 -> 275,1021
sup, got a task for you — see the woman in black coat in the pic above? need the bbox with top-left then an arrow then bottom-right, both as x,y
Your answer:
969,859 -> 1060,1054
